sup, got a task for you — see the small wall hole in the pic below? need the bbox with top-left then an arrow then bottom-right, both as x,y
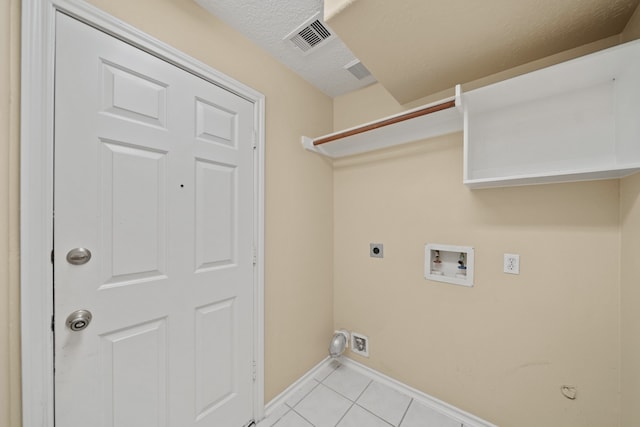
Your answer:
370,243 -> 383,258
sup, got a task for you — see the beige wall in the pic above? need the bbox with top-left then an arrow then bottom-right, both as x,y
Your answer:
332,38 -> 631,425
333,135 -> 620,427
5,1 -> 640,426
621,2 -> 640,42
335,36 -> 621,127
619,5 -> 640,427
620,174 -> 640,427
3,0 -> 335,418
0,0 -> 22,426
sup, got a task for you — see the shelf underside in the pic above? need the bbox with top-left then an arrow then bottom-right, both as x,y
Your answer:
304,96 -> 462,159
465,166 -> 640,188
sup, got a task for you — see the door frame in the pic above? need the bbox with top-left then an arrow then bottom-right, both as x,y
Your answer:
20,1 -> 266,426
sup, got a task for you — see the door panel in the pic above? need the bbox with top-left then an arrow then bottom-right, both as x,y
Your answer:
101,60 -> 168,128
54,12 -> 255,426
101,141 -> 168,284
195,299 -> 236,419
195,160 -> 237,269
101,318 -> 168,427
195,98 -> 237,146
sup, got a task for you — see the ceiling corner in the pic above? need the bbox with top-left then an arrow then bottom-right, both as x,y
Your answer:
324,0 -> 360,22
327,0 -> 640,105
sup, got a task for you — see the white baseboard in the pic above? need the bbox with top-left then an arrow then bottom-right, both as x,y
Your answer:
259,356 -> 497,427
340,358 -> 498,427
263,356 -> 334,417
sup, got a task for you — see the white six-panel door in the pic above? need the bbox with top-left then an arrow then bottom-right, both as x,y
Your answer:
54,12 -> 255,426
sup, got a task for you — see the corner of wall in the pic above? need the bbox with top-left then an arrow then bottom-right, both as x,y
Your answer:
330,37 -> 627,426
619,172 -> 640,427
619,5 -> 640,423
324,0 -> 359,22
621,3 -> 640,42
332,83 -> 403,131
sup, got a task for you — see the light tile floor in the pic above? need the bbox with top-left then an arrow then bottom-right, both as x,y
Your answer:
259,361 -> 464,427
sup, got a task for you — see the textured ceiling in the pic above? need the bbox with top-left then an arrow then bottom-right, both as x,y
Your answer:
194,0 -> 376,97
195,0 -> 640,102
327,0 -> 640,104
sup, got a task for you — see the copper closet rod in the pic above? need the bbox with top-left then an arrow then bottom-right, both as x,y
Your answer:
313,99 -> 457,146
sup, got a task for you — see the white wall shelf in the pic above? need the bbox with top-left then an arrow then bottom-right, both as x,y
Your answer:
301,86 -> 462,158
425,244 -> 474,287
301,41 -> 640,187
462,40 -> 640,189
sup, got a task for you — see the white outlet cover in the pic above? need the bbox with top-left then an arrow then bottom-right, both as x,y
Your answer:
351,332 -> 369,357
504,253 -> 520,274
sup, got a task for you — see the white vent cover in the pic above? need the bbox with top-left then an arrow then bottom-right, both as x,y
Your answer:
344,60 -> 372,80
285,12 -> 334,54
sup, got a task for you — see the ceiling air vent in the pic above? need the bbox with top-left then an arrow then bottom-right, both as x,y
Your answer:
344,60 -> 372,80
285,13 -> 334,54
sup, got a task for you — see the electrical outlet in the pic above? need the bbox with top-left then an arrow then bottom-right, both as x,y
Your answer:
504,253 -> 520,274
351,332 -> 369,357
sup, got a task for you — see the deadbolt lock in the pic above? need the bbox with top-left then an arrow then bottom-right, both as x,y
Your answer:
66,248 -> 92,265
66,309 -> 92,332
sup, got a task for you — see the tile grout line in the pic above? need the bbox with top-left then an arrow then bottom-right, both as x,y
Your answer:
274,379 -> 322,427
350,379 -> 405,427
314,379 -> 358,427
276,361 -> 463,427
321,370 -> 375,427
267,405 -> 291,427
333,401 -> 356,427
353,378 -> 373,402
293,374 -> 355,427
352,402 -> 395,427
266,358 -> 494,427
268,409 -> 285,427
396,398 -> 413,427
356,379 -> 412,426
316,381 -> 354,402
315,361 -> 341,382
340,358 -> 494,426
287,379 -> 321,409
321,376 -> 373,403
291,407 -> 317,427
